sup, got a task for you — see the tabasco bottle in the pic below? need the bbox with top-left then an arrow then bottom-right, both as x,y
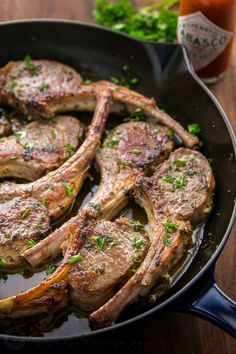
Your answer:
177,0 -> 235,83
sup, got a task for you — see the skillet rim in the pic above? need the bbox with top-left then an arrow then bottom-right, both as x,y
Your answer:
0,18 -> 235,342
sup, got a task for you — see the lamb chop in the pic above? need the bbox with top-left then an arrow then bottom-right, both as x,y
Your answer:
0,91 -> 112,270
0,115 -> 84,181
23,120 -> 174,267
89,148 -> 215,329
0,107 -> 26,137
0,58 -> 82,116
0,120 -> 174,317
0,59 -> 198,148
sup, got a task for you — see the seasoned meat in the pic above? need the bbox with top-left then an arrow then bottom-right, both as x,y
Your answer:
0,119 -> 174,316
0,59 -> 82,117
89,148 -> 215,329
0,107 -> 26,137
23,120 -> 174,267
0,92 -> 112,270
0,59 -> 198,148
0,116 -> 84,181
69,218 -> 149,312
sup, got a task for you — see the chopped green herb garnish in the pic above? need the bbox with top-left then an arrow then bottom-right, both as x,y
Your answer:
92,236 -> 106,250
41,199 -> 48,206
131,108 -> 146,121
129,149 -> 142,155
27,239 -> 36,248
162,219 -> 179,233
130,77 -> 139,84
39,213 -> 45,220
50,129 -> 56,138
10,156 -> 17,160
162,234 -> 172,247
120,160 -> 128,169
133,236 -> 143,250
61,179 -> 73,197
21,142 -> 34,150
107,136 -> 120,148
173,159 -> 186,166
21,208 -> 31,219
7,78 -> 18,91
130,268 -> 137,274
163,175 -> 173,183
167,129 -> 174,137
0,257 -> 6,267
71,311 -> 85,319
67,253 -> 84,265
187,123 -> 201,135
83,79 -> 92,84
14,130 -> 27,139
131,256 -> 141,264
66,143 -> 75,157
34,222 -> 41,230
24,54 -> 37,74
184,226 -> 191,234
208,158 -> 213,165
89,203 -> 101,213
45,264 -> 57,275
131,220 -> 145,233
39,82 -> 49,91
175,175 -> 186,188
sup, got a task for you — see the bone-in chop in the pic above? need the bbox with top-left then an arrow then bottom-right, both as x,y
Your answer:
23,120 -> 174,267
0,60 -> 198,148
0,91 -> 112,270
89,148 -> 215,329
0,115 -> 84,181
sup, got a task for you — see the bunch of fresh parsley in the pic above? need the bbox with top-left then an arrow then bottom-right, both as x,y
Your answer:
93,0 -> 179,42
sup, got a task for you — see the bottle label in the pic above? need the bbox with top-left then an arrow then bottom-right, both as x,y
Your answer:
177,12 -> 233,71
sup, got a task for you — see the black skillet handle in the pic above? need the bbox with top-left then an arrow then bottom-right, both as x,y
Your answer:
178,271 -> 236,337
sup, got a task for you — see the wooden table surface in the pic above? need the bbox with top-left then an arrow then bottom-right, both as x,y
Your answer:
0,1 -> 235,353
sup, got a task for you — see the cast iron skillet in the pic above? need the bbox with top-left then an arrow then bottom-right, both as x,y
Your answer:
0,20 -> 235,345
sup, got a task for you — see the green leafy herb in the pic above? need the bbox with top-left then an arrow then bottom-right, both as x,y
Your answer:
175,175 -> 186,188
0,257 -> 6,267
92,236 -> 106,250
34,221 -> 41,230
131,256 -> 141,264
163,175 -> 173,183
24,54 -> 37,74
184,226 -> 191,234
61,179 -> 73,197
167,129 -> 174,137
120,160 -> 128,169
14,130 -> 27,139
187,123 -> 201,135
21,142 -> 34,150
66,143 -> 75,157
39,213 -> 45,220
162,234 -> 172,247
39,82 -> 49,91
45,264 -> 57,275
130,268 -> 137,273
133,236 -> 143,250
10,156 -> 17,160
89,203 -> 101,213
27,239 -> 36,248
71,311 -> 85,319
110,64 -> 139,88
7,78 -> 18,91
162,219 -> 179,233
50,129 -> 56,138
173,159 -> 186,166
67,253 -> 84,265
131,108 -> 146,121
93,0 -> 179,43
131,220 -> 145,233
21,208 -> 31,219
153,128 -> 160,134
83,79 -> 92,84
129,149 -> 142,155
107,136 -> 120,148
208,158 -> 213,165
